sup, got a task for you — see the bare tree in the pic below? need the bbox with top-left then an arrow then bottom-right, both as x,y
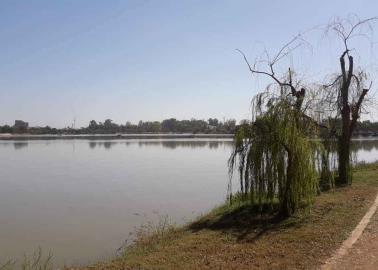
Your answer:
237,34 -> 309,113
323,16 -> 376,185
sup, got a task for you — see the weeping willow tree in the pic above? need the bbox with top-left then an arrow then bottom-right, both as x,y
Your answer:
230,37 -> 322,217
229,94 -> 320,217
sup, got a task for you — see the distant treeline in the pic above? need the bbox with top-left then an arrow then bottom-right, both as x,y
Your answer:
0,118 -> 237,135
1,118 -> 378,136
318,119 -> 378,137
356,120 -> 378,135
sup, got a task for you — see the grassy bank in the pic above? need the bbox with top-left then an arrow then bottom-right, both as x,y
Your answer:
80,162 -> 376,269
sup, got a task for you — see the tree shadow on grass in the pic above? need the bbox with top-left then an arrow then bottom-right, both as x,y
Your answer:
189,202 -> 306,242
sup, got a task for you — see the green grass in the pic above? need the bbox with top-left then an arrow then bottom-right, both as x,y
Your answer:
75,162 -> 378,270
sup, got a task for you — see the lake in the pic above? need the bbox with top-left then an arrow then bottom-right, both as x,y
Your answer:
0,138 -> 377,266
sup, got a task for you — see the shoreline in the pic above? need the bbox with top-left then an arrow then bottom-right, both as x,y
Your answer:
0,133 -> 377,141
74,162 -> 378,270
3,163 -> 378,269
0,133 -> 234,141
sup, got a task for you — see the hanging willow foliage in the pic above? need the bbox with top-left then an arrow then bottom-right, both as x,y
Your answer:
229,98 -> 320,217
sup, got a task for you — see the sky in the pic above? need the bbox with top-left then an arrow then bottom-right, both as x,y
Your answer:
0,0 -> 378,128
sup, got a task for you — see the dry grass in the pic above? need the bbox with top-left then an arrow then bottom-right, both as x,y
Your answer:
0,248 -> 53,270
77,162 -> 378,270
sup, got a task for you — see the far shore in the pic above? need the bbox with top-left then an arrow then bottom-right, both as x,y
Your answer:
0,133 -> 377,141
0,133 -> 234,140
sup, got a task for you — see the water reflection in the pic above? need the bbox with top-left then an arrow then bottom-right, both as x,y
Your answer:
85,139 -> 378,152
5,139 -> 378,154
89,141 -> 96,149
5,139 -> 378,153
351,139 -> 378,152
86,140 -> 233,150
13,142 -> 28,150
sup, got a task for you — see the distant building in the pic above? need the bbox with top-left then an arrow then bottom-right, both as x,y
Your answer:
13,120 -> 28,133
14,120 -> 28,129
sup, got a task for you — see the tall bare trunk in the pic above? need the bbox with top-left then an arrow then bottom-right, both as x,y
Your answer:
337,134 -> 350,185
337,53 -> 352,185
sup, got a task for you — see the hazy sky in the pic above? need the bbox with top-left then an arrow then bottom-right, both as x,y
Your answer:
1,0 -> 378,128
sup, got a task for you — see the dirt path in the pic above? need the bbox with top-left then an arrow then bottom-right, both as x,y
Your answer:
322,197 -> 378,270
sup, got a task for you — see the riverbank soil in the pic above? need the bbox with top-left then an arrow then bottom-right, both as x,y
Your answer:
77,163 -> 378,270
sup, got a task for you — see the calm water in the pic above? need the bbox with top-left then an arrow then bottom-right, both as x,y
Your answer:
0,138 -> 377,266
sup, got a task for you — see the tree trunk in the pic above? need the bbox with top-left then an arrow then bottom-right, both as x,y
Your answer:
319,147 -> 332,191
337,53 -> 353,186
281,150 -> 293,217
337,104 -> 351,185
337,136 -> 351,185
